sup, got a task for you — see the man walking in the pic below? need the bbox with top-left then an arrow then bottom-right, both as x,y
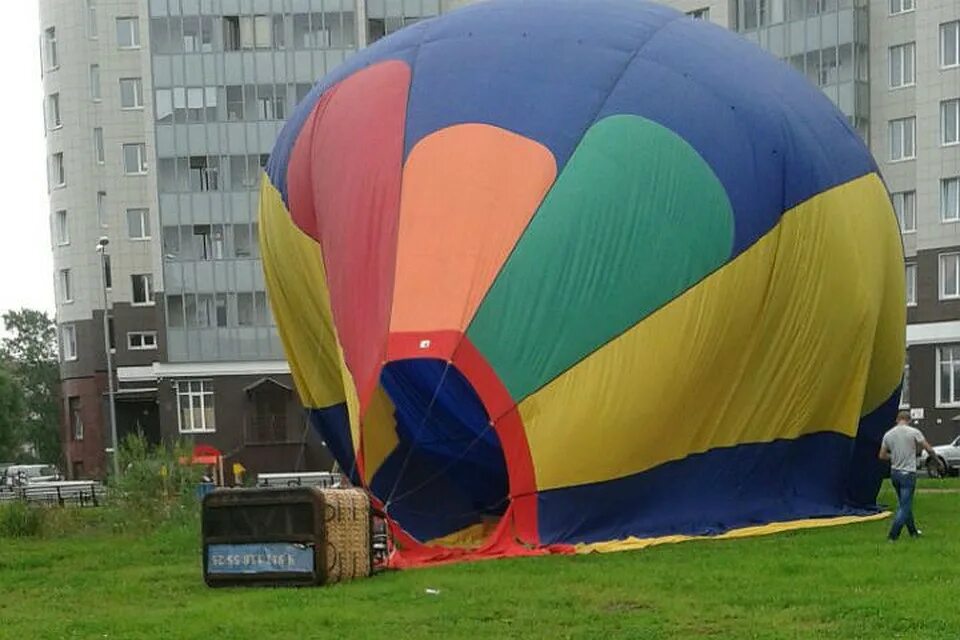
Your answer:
878,411 -> 943,541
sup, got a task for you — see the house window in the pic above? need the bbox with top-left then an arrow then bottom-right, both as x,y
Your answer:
905,263 -> 916,306
44,28 -> 58,69
943,177 -> 960,222
54,210 -> 68,245
942,99 -> 959,146
47,93 -> 61,129
942,21 -> 960,68
256,291 -> 272,326
127,331 -> 157,351
59,269 -> 72,303
123,143 -> 148,174
50,152 -> 65,188
97,191 -> 107,227
688,7 -> 711,19
90,64 -> 101,101
940,253 -> 960,299
127,208 -> 150,239
237,292 -> 254,326
176,380 -> 216,433
116,17 -> 140,49
68,396 -> 83,441
61,324 -> 77,361
892,191 -> 916,233
900,364 -> 910,409
938,345 -> 960,406
103,253 -> 112,289
119,77 -> 143,109
86,0 -> 98,38
293,14 -> 331,49
889,117 -> 916,161
107,316 -> 116,351
890,0 -> 913,13
888,43 -> 915,88
131,274 -> 153,305
192,224 -> 224,260
93,128 -> 105,164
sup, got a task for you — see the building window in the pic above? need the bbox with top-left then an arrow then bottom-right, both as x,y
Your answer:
293,14 -> 333,49
44,27 -> 58,69
889,0 -> 913,14
892,191 -> 916,233
97,191 -> 107,227
90,64 -> 101,101
938,345 -> 960,407
192,224 -> 224,260
189,156 -> 219,191
50,152 -> 65,188
116,17 -> 140,49
93,128 -> 105,164
127,208 -> 150,239
688,7 -> 710,19
943,177 -> 960,222
942,99 -> 960,146
900,363 -> 910,408
131,274 -> 153,305
234,223 -> 258,258
127,331 -> 157,351
68,397 -> 83,441
119,77 -> 143,109
942,21 -> 960,68
86,0 -> 98,38
167,295 -> 184,328
237,292 -> 254,326
251,387 -> 289,443
256,85 -> 287,120
59,269 -> 72,303
224,15 -> 273,50
61,324 -> 77,362
888,43 -> 915,89
103,253 -> 112,289
47,93 -> 61,129
176,380 -> 216,433
905,263 -> 916,306
54,210 -> 68,245
123,143 -> 147,174
888,117 -> 916,161
940,253 -> 960,299
107,316 -> 116,351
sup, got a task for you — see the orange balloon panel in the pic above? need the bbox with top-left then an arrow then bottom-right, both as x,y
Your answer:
389,124 -> 556,336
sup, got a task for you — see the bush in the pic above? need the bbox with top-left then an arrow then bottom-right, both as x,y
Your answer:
106,434 -> 204,533
0,501 -> 45,538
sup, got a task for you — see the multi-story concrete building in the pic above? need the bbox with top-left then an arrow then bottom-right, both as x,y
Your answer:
39,0 -> 474,479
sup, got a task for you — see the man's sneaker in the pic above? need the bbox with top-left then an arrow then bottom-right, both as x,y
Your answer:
910,530 -> 923,538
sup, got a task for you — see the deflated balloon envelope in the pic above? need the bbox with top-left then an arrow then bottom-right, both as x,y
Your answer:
259,0 -> 905,563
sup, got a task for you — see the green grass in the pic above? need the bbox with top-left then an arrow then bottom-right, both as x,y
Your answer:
2,481 -> 959,640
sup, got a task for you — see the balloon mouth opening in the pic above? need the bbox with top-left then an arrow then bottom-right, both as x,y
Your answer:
374,358 -> 510,548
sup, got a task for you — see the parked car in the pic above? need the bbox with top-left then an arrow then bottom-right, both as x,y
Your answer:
1,464 -> 62,488
919,436 -> 960,478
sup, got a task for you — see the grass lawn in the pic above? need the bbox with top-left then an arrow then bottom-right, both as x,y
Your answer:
2,480 -> 959,640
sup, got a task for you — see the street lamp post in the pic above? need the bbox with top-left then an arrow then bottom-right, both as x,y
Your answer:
96,237 -> 120,477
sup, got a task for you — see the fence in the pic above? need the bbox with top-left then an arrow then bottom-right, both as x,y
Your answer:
0,481 -> 104,507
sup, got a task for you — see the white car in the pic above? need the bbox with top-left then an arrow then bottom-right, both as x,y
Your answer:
1,464 -> 62,488
920,436 -> 960,477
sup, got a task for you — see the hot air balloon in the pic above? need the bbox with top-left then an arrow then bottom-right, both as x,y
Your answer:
259,0 -> 905,565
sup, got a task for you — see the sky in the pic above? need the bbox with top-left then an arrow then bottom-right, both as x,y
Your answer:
0,2 -> 55,320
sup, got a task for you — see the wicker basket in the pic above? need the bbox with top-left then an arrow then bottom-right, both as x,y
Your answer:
318,488 -> 371,584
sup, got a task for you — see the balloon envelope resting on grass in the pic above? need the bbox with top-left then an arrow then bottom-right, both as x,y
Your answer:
259,0 -> 905,565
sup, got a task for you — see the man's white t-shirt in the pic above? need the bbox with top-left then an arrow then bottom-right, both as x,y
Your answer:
881,424 -> 924,473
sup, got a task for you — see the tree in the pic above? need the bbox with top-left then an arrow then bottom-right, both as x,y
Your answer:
0,309 -> 60,463
0,364 -> 25,461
